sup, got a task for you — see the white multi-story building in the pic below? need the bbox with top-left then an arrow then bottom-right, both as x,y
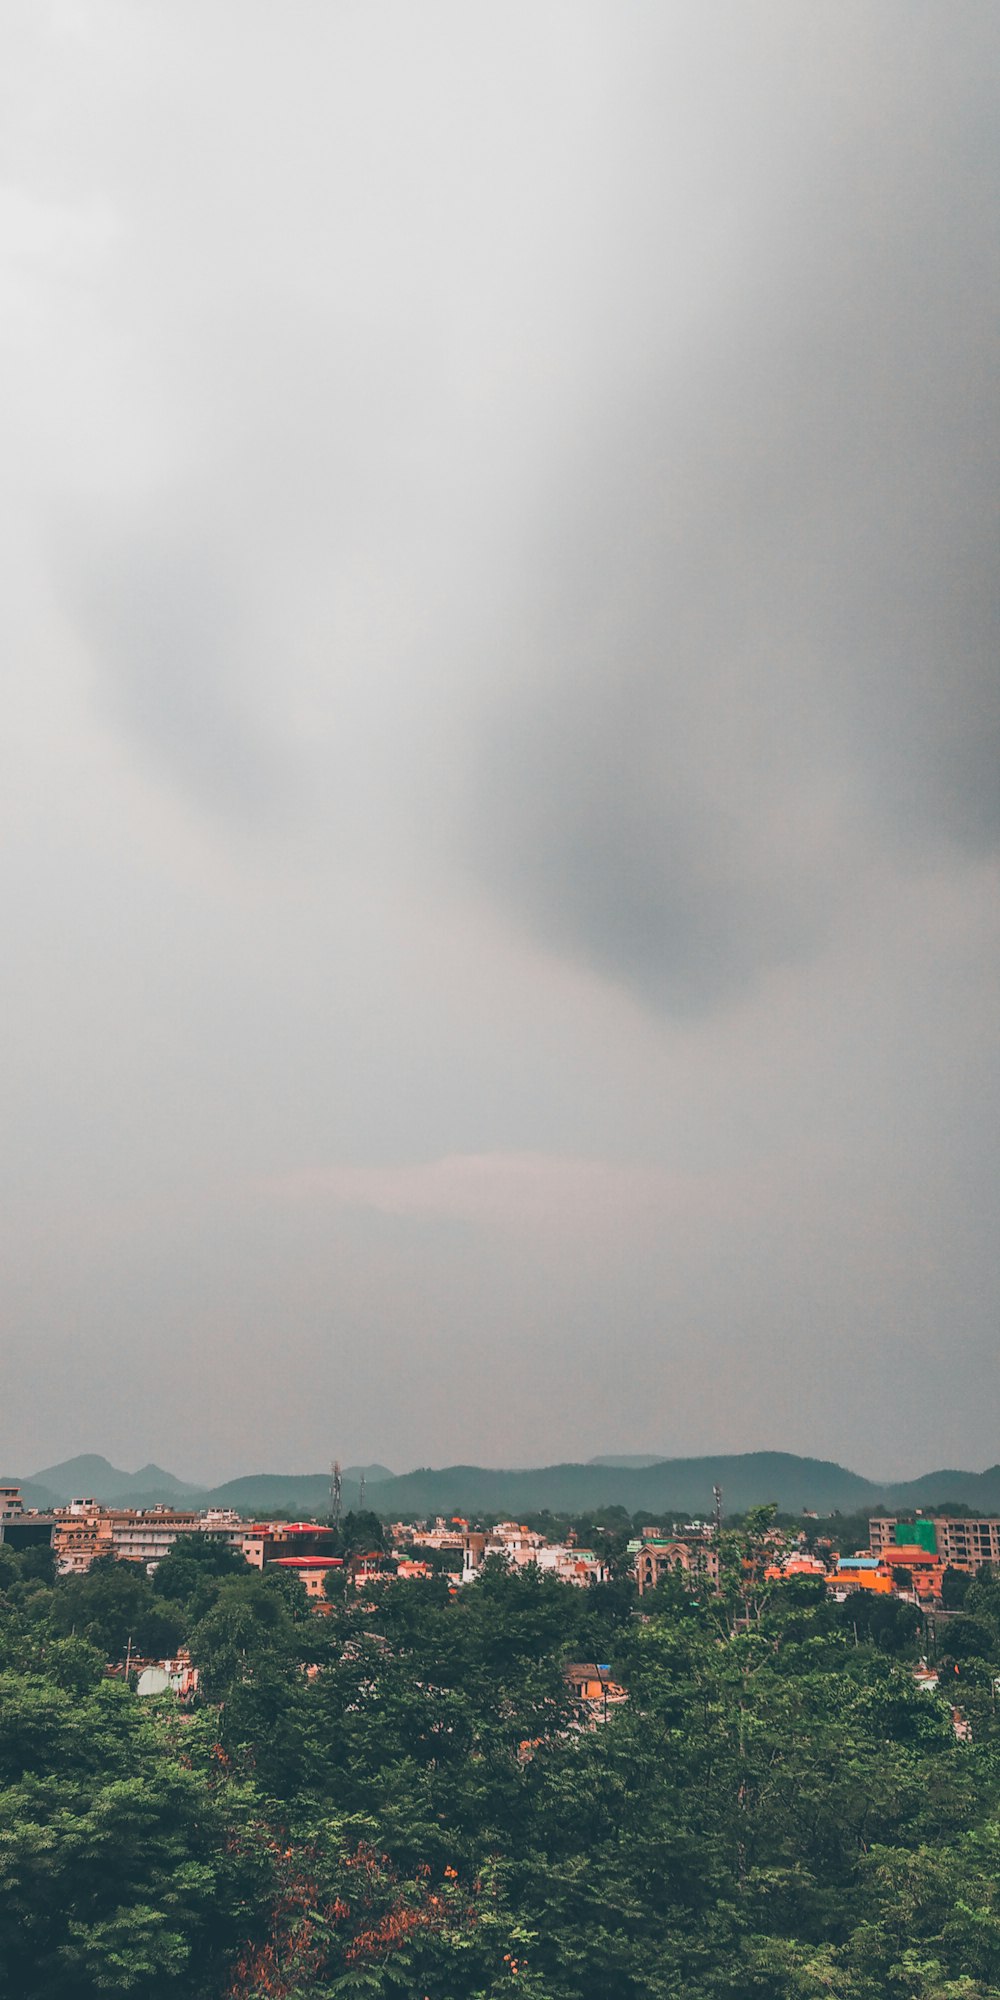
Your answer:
461,1523 -> 609,1587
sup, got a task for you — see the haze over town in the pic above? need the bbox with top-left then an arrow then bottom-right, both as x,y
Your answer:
2,4 -> 998,1485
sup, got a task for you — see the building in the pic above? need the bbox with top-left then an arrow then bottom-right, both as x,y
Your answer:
351,1552 -> 396,1587
52,1500 -> 114,1574
241,1521 -> 339,1570
0,1487 -> 55,1554
831,1556 -> 894,1596
631,1535 -> 720,1596
878,1544 -> 945,1603
869,1517 -> 1000,1572
397,1519 -> 467,1555
106,1508 -> 203,1566
53,1501 -> 247,1576
764,1553 -> 828,1583
266,1555 -> 344,1601
135,1650 -> 199,1700
461,1524 -> 609,1588
538,1547 -> 609,1586
563,1662 -> 628,1714
460,1523 -> 545,1576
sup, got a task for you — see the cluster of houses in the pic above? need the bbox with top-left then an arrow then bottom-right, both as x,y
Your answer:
408,1517 -> 609,1587
631,1514 -> 1000,1606
6,1485 -> 996,1742
4,1482 -> 998,1614
0,1488 -> 610,1598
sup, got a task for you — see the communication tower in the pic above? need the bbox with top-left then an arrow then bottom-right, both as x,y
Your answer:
330,1460 -> 342,1530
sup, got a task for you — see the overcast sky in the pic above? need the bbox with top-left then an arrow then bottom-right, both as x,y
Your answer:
2,2 -> 997,1484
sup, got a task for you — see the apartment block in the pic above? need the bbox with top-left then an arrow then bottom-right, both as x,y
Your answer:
53,1501 -> 246,1575
869,1516 -> 1000,1572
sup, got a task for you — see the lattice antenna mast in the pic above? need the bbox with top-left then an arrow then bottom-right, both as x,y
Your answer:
359,1470 -> 366,1511
713,1484 -> 723,1540
330,1460 -> 342,1530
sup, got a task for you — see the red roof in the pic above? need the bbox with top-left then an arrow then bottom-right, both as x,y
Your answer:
268,1555 -> 344,1568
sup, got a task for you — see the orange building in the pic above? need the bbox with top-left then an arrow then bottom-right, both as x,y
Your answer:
52,1502 -> 114,1575
833,1557 -> 894,1594
563,1663 -> 628,1708
266,1554 -> 345,1601
764,1554 -> 828,1583
879,1544 -> 945,1602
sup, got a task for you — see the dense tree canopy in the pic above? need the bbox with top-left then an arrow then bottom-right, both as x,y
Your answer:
2,1530 -> 1000,1997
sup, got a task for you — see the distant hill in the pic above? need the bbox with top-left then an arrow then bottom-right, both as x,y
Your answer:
361,1453 -> 881,1519
7,1479 -> 62,1512
205,1472 -> 334,1516
203,1472 -> 367,1517
131,1462 -> 199,1497
5,1456 -> 394,1520
20,1455 -> 202,1507
880,1466 -> 1000,1513
12,1450 -> 1000,1522
2,1455 -> 204,1511
589,1454 -> 669,1469
359,1456 -> 1000,1519
26,1454 -> 134,1501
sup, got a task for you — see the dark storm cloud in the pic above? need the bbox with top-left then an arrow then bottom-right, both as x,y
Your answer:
473,14 -> 1000,1010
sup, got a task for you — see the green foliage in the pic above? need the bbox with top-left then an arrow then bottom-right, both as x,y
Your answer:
152,1533 -> 248,1604
2,1529 -> 1000,1996
945,1612 -> 998,1658
188,1572 -> 304,1699
0,1675 -> 256,1999
837,1588 -> 921,1654
47,1553 -> 186,1662
941,1563 -> 973,1610
334,1510 -> 389,1559
966,1565 -> 1000,1631
49,1554 -> 150,1658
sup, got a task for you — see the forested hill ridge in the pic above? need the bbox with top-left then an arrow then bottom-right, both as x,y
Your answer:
10,1449 -> 1000,1517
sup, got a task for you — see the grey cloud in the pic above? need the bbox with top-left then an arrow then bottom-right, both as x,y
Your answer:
471,14 -> 1000,1009
57,304 -> 404,826
70,521 -> 292,822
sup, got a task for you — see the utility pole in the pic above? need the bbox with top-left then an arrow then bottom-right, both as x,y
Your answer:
711,1485 -> 725,1608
